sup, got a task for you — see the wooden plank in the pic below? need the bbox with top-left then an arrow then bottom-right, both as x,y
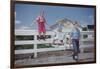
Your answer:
15,30 -> 55,35
15,49 -> 35,54
15,47 -> 65,54
15,39 -> 53,45
15,45 -> 94,54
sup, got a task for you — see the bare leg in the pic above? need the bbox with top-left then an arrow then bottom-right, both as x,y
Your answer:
43,32 -> 46,37
39,32 -> 41,37
43,32 -> 46,40
38,32 -> 42,40
59,40 -> 63,45
53,40 -> 56,44
53,39 -> 57,44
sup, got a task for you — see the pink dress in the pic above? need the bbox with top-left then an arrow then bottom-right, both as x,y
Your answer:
36,16 -> 46,33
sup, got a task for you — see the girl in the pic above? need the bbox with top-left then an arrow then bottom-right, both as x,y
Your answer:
36,11 -> 46,40
33,10 -> 48,40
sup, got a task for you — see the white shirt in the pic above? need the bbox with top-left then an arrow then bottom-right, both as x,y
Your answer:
54,32 -> 65,40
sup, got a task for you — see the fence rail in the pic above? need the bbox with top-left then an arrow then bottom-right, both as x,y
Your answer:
15,30 -> 94,58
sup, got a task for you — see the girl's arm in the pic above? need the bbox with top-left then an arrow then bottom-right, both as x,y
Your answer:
33,20 -> 36,24
31,19 -> 36,27
45,21 -> 52,30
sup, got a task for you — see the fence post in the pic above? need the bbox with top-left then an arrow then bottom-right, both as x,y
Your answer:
34,44 -> 37,58
34,35 -> 37,58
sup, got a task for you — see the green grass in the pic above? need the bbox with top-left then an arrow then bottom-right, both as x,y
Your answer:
15,45 -> 34,50
37,44 -> 54,49
15,35 -> 34,40
15,44 -> 54,50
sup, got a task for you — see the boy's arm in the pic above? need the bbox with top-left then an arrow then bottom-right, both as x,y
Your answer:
69,33 -> 72,43
78,30 -> 81,40
70,32 -> 73,40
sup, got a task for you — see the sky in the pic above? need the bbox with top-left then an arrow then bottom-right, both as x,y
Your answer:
15,3 -> 95,30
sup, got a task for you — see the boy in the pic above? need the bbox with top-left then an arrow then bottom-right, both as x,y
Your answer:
71,23 -> 80,61
53,28 -> 65,45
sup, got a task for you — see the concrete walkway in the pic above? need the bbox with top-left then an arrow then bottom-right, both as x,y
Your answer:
15,52 -> 94,66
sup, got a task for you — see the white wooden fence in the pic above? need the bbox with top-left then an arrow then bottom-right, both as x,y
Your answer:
15,30 -> 94,58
